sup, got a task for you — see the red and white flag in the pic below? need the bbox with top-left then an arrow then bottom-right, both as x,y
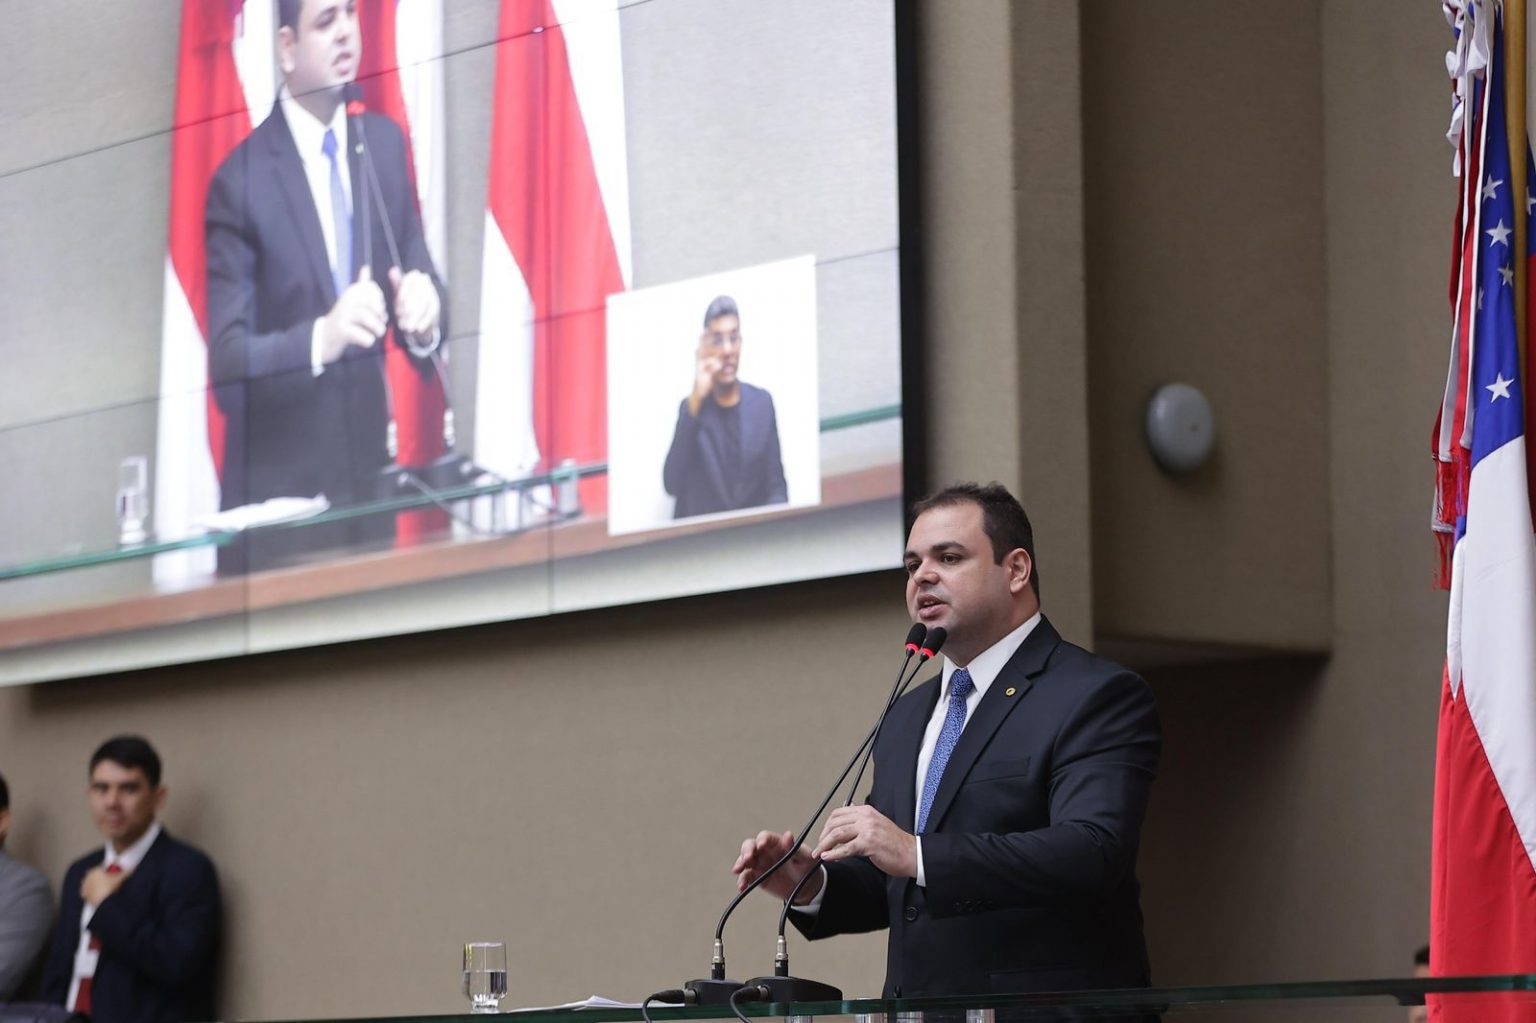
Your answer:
1431,1 -> 1536,1008
153,0 -> 274,586
477,0 -> 632,514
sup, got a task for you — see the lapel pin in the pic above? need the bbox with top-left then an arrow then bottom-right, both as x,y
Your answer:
1005,687 -> 1017,697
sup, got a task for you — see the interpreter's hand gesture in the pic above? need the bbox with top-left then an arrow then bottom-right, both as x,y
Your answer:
688,332 -> 724,417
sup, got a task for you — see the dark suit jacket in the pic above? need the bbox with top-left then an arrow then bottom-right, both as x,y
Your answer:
794,617 -> 1161,998
662,382 -> 788,518
40,831 -> 220,1023
205,101 -> 445,569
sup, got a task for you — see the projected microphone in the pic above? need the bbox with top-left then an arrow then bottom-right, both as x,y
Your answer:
639,625 -> 943,1017
345,84 -> 487,524
343,85 -> 401,281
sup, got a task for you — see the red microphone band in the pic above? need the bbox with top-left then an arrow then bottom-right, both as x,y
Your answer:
903,624 -> 927,656
346,100 -> 367,117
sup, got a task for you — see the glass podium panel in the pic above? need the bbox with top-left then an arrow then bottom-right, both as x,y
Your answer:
225,976 -> 1536,1023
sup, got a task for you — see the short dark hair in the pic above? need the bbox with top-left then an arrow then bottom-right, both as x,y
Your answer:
703,295 -> 739,328
0,771 -> 9,812
1414,944 -> 1430,969
911,481 -> 1040,599
90,736 -> 162,788
279,0 -> 302,32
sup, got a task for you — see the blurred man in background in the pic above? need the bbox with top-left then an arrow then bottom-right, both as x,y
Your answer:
1407,944 -> 1430,1023
0,771 -> 53,1003
41,738 -> 220,1023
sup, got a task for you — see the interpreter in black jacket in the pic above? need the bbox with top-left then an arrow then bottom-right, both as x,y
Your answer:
663,295 -> 788,518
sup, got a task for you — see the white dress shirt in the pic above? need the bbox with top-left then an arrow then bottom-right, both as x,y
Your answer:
279,85 -> 353,378
912,612 -> 1040,883
797,612 -> 1042,912
66,822 -> 163,1009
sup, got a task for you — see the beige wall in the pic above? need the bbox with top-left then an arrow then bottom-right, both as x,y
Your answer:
0,0 -> 1457,1015
1083,3 -> 1333,653
1084,0 -> 1451,983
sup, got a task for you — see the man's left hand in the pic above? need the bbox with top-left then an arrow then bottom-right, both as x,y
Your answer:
389,267 -> 440,340
81,866 -> 129,908
814,804 -> 918,878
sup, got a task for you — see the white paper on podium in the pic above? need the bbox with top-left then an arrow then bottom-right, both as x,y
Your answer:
507,995 -> 683,1012
194,495 -> 330,533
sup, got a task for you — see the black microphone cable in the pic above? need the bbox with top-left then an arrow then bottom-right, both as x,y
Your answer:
639,989 -> 685,1023
727,982 -> 773,1023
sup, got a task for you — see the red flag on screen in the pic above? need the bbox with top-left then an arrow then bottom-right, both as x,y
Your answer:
476,0 -> 631,514
153,0 -> 271,585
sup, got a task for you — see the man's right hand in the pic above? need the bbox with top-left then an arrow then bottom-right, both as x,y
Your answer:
318,265 -> 388,365
733,829 -> 823,904
687,335 -> 723,417
81,865 -> 130,909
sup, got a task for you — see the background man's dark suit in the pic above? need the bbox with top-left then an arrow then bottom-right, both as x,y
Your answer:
40,831 -> 220,1023
663,382 -> 788,518
794,617 -> 1161,998
205,103 -> 445,570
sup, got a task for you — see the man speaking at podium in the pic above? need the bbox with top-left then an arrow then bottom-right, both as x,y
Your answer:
734,483 -> 1161,997
206,0 -> 444,571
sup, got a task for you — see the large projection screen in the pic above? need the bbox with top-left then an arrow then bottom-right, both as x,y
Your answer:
0,0 -> 915,685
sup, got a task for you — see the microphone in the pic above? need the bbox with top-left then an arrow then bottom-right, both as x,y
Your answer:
643,625 -> 942,1013
902,621 -> 925,655
828,625 -> 943,829
755,627 -> 946,1001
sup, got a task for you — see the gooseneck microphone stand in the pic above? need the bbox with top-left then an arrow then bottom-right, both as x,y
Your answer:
640,626 -> 946,1023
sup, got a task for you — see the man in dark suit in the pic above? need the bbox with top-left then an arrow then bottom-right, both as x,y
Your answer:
206,0 -> 445,571
41,738 -> 219,1023
734,483 -> 1161,997
663,295 -> 788,518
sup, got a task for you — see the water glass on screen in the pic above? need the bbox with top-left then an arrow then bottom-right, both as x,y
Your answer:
463,942 -> 508,1014
117,455 -> 149,545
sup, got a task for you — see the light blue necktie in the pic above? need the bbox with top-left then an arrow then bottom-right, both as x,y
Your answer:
916,667 -> 974,834
321,128 -> 352,299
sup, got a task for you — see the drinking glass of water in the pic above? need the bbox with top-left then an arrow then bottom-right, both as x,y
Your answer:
463,942 -> 508,1014
116,456 -> 149,545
